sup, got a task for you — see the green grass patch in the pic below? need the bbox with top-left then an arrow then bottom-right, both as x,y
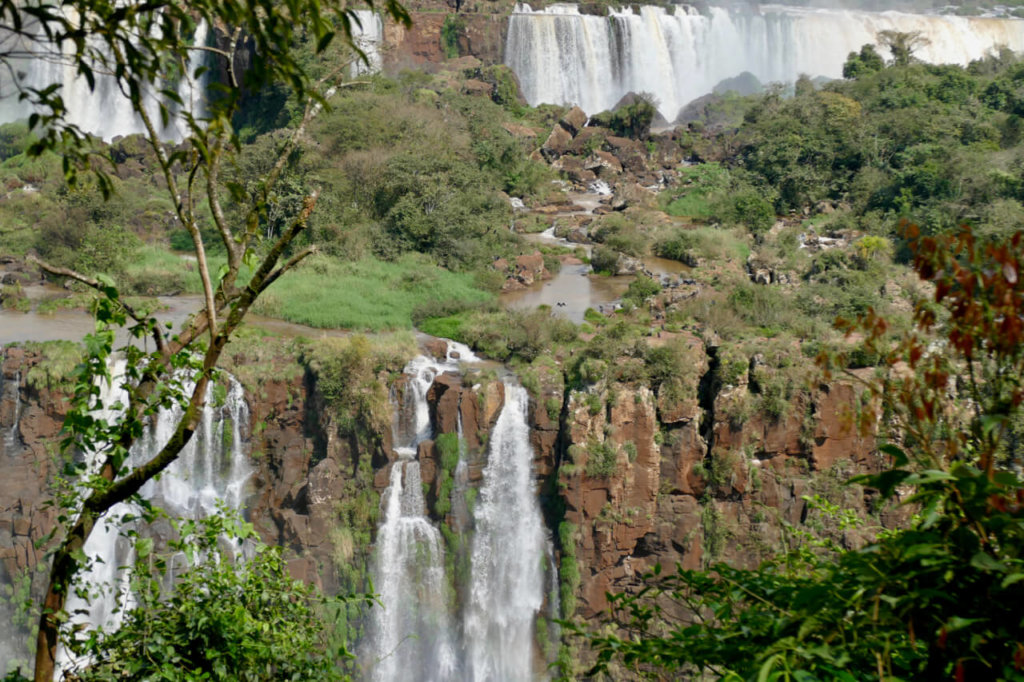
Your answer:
419,313 -> 467,341
252,254 -> 492,331
664,193 -> 714,220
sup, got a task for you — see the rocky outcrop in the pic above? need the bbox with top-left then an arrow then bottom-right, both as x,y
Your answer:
494,250 -> 553,291
0,349 -> 62,593
547,337 -> 892,619
0,334 -> 896,642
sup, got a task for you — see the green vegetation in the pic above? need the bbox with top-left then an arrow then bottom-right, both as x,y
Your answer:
253,254 -> 492,331
62,513 -> 350,681
585,439 -> 619,478
579,227 -> 1024,680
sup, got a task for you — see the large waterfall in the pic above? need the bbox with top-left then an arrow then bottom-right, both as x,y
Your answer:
366,347 -> 550,681
464,383 -> 547,682
506,3 -> 1024,121
58,364 -> 252,674
0,21 -> 211,141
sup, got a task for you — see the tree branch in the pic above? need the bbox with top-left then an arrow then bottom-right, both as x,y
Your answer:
26,254 -> 167,354
257,245 -> 318,295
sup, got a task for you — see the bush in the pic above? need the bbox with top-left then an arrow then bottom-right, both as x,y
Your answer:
728,188 -> 775,234
624,275 -> 661,305
590,246 -> 619,275
585,439 -> 619,478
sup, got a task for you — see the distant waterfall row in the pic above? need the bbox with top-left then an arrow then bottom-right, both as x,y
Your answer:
505,3 -> 1024,121
0,10 -> 384,141
366,345 -> 552,682
0,21 -> 213,142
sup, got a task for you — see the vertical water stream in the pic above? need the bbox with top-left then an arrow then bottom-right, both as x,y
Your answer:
464,383 -> 547,682
367,345 -> 552,681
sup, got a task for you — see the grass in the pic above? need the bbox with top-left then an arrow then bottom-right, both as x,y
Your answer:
655,226 -> 750,264
419,314 -> 466,340
251,253 -> 493,331
664,193 -> 715,220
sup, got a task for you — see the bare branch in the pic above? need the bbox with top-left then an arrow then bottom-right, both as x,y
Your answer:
207,136 -> 240,276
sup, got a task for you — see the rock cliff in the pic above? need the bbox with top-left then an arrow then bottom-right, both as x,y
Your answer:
0,336 -> 896,637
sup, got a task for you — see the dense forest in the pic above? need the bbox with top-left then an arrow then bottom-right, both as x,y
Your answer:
0,2 -> 1022,680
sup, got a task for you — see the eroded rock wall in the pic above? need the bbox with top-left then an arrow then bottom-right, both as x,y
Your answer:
0,339 -> 896,640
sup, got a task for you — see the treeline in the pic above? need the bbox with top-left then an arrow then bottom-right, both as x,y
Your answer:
684,44 -> 1024,247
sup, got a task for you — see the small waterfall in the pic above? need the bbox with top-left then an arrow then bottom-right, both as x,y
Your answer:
464,382 -> 547,682
59,362 -> 252,674
2,369 -> 22,452
506,3 -> 1024,121
369,455 -> 457,682
0,19 -> 211,141
350,9 -> 385,78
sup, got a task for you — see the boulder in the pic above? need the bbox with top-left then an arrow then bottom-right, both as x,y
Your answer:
584,150 -> 622,174
559,106 -> 588,136
461,78 -> 493,97
541,124 -> 573,160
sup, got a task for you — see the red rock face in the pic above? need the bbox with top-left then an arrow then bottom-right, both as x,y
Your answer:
0,350 -> 64,597
0,342 -> 896,634
540,336 -> 894,620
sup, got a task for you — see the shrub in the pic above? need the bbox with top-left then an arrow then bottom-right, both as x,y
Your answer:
590,246 -> 619,275
585,439 -> 619,478
624,275 -> 661,305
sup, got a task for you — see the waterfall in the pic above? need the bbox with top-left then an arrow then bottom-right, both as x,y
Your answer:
464,382 -> 547,682
2,369 -> 21,452
367,344 -> 476,682
369,456 -> 458,682
506,3 -> 1024,121
350,9 -> 385,78
0,19 -> 211,141
58,362 -> 252,674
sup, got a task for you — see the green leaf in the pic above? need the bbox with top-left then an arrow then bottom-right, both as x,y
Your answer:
879,443 -> 910,466
136,537 -> 154,560
969,551 -> 1007,573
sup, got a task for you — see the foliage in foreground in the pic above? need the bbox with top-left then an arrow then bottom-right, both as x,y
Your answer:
579,226 -> 1024,680
63,513 -> 351,682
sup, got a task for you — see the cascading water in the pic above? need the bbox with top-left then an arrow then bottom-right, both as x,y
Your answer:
366,346 -> 476,682
2,369 -> 22,453
464,382 -> 547,682
506,3 -> 1024,121
58,362 -> 252,675
0,18 -> 211,141
369,455 -> 458,682
350,9 -> 385,77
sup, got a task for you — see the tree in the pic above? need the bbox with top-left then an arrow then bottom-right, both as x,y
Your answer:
2,1 -> 410,680
878,30 -> 931,67
842,44 -> 885,79
577,225 -> 1024,679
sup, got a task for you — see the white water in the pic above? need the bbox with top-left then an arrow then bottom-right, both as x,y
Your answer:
0,18 -> 211,141
369,455 -> 458,682
59,362 -> 251,675
350,9 -> 385,77
506,3 -> 1024,121
2,369 -> 21,452
367,342 -> 476,681
464,382 -> 547,682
